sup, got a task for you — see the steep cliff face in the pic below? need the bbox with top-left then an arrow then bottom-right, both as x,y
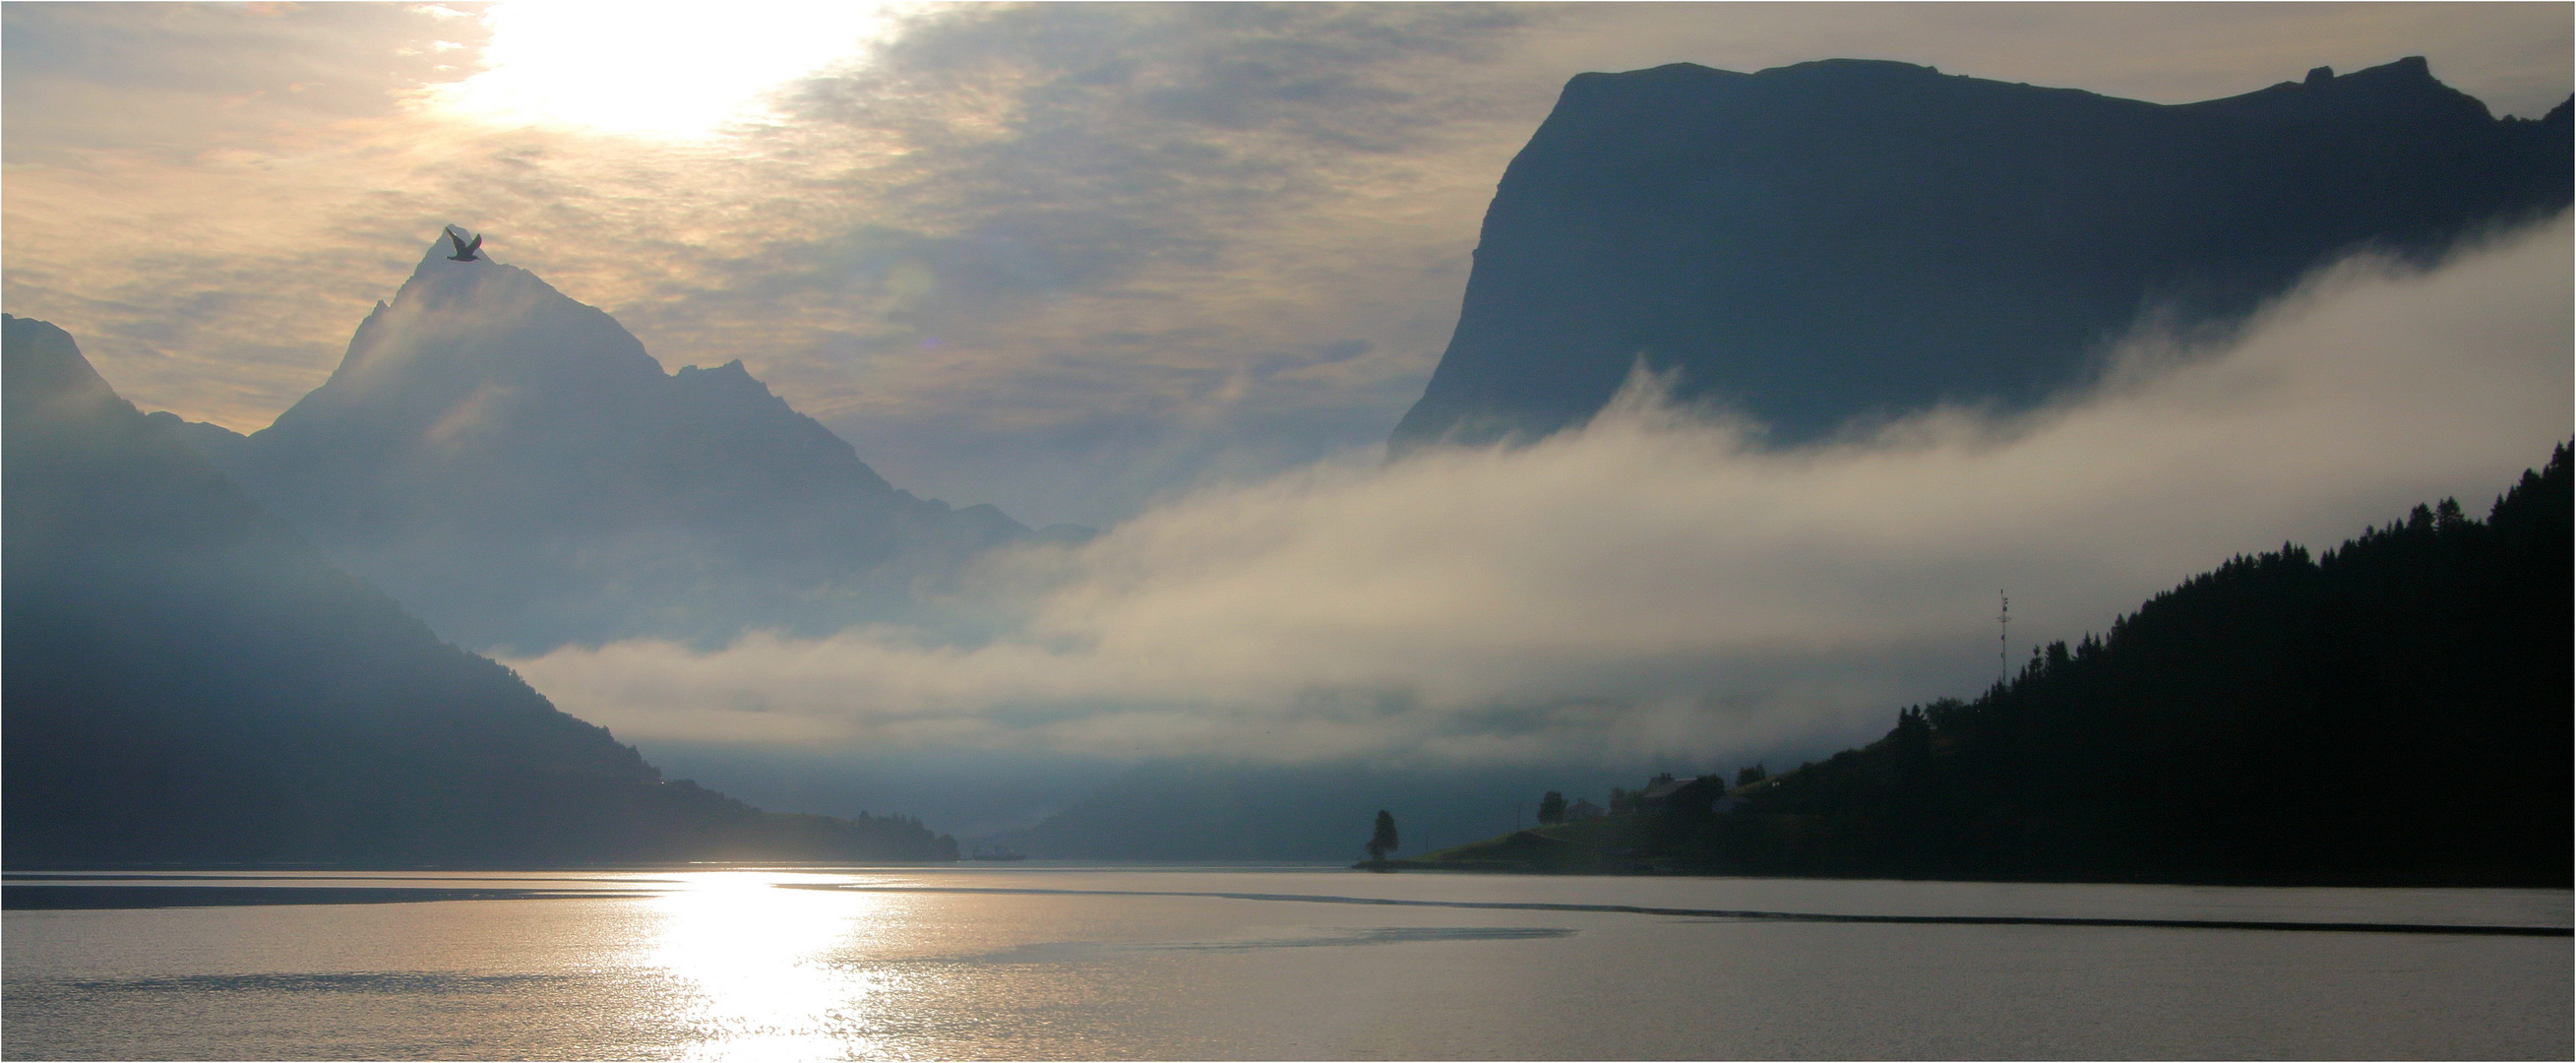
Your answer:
1391,57 -> 2573,453
3,314 -> 954,866
181,241 -> 1027,653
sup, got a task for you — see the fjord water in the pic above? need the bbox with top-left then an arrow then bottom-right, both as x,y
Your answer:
6,869 -> 2567,1060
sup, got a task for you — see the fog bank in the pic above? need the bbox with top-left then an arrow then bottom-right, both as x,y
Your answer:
510,217 -> 2571,768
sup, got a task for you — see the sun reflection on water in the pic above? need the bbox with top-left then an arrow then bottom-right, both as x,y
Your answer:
644,873 -> 899,1060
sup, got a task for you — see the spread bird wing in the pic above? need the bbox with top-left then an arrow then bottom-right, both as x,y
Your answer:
446,228 -> 470,254
463,233 -> 481,255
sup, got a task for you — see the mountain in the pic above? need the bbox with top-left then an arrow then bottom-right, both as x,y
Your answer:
1414,447 -> 2573,885
1391,57 -> 2574,453
4,314 -> 955,867
163,240 -> 1032,654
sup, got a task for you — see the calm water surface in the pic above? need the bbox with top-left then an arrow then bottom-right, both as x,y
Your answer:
5,867 -> 2567,1059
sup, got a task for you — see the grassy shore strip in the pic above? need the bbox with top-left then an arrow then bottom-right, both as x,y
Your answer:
777,884 -> 2572,937
1,885 -> 656,909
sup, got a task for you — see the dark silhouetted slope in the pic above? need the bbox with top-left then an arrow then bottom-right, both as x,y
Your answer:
1416,448 -> 2572,885
1749,447 -> 2571,883
3,315 -> 955,867
171,239 -> 1029,653
1392,57 -> 2573,452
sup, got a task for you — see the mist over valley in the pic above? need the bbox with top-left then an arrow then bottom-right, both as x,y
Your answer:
5,7 -> 2569,1057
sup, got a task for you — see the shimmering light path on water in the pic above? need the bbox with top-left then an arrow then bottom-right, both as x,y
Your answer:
6,867 -> 2569,1060
776,882 -> 2575,936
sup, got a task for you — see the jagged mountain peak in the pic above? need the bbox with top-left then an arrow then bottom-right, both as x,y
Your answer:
386,228 -> 546,315
192,229 -> 1025,653
298,233 -> 662,421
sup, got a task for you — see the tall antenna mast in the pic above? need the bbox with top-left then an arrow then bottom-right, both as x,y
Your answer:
1996,591 -> 2010,686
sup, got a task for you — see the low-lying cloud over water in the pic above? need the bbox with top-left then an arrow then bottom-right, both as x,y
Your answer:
510,217 -> 2572,768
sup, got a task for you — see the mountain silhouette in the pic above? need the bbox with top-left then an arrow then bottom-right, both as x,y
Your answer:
1642,448 -> 2571,885
162,236 -> 1032,653
1391,57 -> 2573,453
4,314 -> 955,867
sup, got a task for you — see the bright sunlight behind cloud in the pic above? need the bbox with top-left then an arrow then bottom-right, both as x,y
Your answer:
509,216 -> 2572,768
426,0 -> 903,138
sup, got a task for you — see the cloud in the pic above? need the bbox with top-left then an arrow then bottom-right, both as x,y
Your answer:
506,215 -> 2574,769
1,3 -> 489,158
0,4 -> 503,421
9,3 -> 2568,530
4,2 -> 1534,525
640,3 -> 1543,521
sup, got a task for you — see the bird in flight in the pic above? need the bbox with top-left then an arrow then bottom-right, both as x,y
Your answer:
445,225 -> 483,262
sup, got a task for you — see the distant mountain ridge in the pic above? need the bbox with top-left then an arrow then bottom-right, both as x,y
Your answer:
163,241 -> 1039,653
1392,56 -> 2574,453
4,314 -> 956,867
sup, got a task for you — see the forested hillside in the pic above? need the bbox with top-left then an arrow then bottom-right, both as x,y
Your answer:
1425,447 -> 2571,885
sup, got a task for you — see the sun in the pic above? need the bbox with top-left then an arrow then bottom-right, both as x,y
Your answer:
428,0 -> 901,140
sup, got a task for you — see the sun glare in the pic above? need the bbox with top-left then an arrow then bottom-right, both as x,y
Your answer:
646,872 -> 897,1058
431,1 -> 899,139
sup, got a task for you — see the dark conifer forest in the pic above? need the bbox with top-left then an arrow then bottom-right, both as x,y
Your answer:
1699,445 -> 2573,884
1417,447 -> 2571,885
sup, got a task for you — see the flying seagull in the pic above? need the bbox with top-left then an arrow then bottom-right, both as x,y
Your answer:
445,226 -> 482,262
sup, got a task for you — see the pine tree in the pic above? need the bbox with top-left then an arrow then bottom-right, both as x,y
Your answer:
1366,809 -> 1400,862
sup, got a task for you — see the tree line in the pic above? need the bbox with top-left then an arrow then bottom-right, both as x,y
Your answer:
1483,446 -> 2570,885
1696,444 -> 2573,884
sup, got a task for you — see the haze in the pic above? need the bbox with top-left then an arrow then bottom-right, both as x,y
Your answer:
6,1 -> 2568,835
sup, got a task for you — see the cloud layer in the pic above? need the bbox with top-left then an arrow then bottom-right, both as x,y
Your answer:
9,3 -> 2568,528
507,217 -> 2573,768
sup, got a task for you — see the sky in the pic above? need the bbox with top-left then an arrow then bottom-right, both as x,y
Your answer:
5,3 -> 2571,797
5,2 -> 2570,529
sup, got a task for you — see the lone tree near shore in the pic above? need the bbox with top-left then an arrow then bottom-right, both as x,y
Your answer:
1366,810 -> 1399,862
1537,791 -> 1567,824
